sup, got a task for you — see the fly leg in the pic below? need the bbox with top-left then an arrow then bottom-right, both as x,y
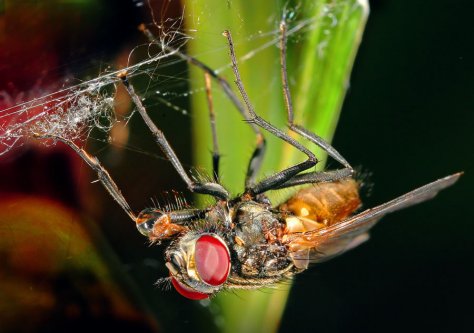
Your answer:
118,72 -> 229,201
204,72 -> 220,181
32,134 -> 207,241
32,134 -> 137,222
239,19 -> 355,192
136,206 -> 206,243
279,19 -> 353,175
273,168 -> 354,189
223,30 -> 318,196
139,23 -> 266,189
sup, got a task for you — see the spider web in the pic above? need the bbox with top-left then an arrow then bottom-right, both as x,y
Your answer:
0,1 -> 345,160
0,19 -> 187,155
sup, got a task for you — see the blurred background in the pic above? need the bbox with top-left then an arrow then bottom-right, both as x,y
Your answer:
283,1 -> 473,332
0,0 -> 472,332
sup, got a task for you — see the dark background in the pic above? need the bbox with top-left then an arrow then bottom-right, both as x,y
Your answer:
281,1 -> 473,332
0,0 -> 472,332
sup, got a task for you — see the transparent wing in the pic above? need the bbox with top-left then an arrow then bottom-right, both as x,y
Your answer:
288,173 -> 462,267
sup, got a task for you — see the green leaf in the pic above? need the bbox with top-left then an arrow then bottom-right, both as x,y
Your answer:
184,1 -> 368,332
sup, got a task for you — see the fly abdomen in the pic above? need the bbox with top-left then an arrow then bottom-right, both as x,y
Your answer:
280,178 -> 361,228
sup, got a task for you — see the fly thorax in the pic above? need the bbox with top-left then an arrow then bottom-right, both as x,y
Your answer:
230,202 -> 292,278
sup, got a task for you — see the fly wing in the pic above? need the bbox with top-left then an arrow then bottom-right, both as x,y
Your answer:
288,173 -> 462,267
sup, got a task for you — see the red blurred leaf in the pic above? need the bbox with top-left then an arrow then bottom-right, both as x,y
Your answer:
0,195 -> 159,332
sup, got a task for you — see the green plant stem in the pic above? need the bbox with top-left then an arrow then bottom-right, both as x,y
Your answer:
183,1 -> 368,332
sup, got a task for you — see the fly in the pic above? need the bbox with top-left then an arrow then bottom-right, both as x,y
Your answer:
33,20 -> 461,300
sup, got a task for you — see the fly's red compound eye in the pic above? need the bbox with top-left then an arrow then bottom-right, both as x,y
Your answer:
171,276 -> 209,300
195,234 -> 230,286
169,234 -> 230,299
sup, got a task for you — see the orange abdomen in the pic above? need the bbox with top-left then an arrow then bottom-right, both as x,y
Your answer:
279,178 -> 361,227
